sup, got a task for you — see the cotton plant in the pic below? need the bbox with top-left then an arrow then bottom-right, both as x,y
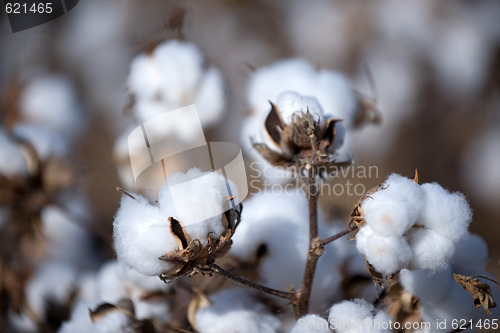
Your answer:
242,58 -> 379,183
0,73 -> 95,331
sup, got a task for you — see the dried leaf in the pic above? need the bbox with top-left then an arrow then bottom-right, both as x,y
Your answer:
454,274 -> 497,314
264,101 -> 285,146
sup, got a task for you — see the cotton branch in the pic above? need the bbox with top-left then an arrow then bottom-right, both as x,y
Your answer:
294,167 -> 323,318
203,261 -> 296,301
321,224 -> 358,246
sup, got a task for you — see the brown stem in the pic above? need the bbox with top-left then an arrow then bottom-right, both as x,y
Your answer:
472,275 -> 500,286
205,262 -> 296,301
321,224 -> 358,246
294,168 -> 323,318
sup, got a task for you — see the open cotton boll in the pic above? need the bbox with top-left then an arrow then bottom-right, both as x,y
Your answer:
113,195 -> 177,276
128,53 -> 164,101
383,173 -> 424,210
0,128 -> 28,177
93,311 -> 134,333
195,289 -> 281,333
361,191 -> 414,237
194,67 -> 225,126
131,288 -> 170,323
419,183 -> 472,242
59,300 -> 101,333
128,40 -> 225,127
356,225 -> 412,275
275,91 -> 325,126
328,299 -> 391,333
407,228 -> 455,271
289,314 -> 331,333
19,75 -> 84,140
24,262 -> 77,322
41,205 -> 93,266
96,261 -> 128,303
158,168 -> 228,245
247,58 -> 316,115
13,124 -> 69,160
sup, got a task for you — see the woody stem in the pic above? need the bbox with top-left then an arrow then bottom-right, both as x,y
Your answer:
205,262 -> 296,301
321,224 -> 358,246
294,167 -> 323,318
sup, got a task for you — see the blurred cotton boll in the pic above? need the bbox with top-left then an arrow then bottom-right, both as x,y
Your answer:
0,128 -> 28,178
289,314 -> 331,333
328,299 -> 391,333
19,74 -> 85,142
127,40 -> 226,127
193,289 -> 282,333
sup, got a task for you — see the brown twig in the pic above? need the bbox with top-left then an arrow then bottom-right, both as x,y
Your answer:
321,224 -> 358,246
204,262 -> 296,301
294,167 -> 323,317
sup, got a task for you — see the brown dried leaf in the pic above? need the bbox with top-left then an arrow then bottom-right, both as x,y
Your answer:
454,274 -> 497,314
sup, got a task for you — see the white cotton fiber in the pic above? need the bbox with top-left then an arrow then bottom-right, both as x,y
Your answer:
96,261 -> 128,303
128,40 -> 225,127
59,300 -> 100,333
158,168 -> 227,245
383,174 -> 424,212
194,67 -> 226,126
93,311 -> 134,333
328,299 -> 391,333
289,314 -> 331,333
128,53 -> 164,100
275,91 -> 325,126
25,262 -> 77,320
195,289 -> 281,333
113,194 -> 177,276
356,225 -> 412,275
419,183 -> 472,243
407,228 -> 455,271
361,191 -> 414,237
19,74 -> 84,140
0,129 -> 27,177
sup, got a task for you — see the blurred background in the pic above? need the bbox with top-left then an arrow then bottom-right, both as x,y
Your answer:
1,0 -> 499,307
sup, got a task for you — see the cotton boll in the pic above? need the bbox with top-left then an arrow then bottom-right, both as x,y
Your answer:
194,289 -> 281,333
96,261 -> 128,303
419,183 -> 472,243
113,194 -> 177,276
194,67 -> 226,126
407,228 -> 455,271
383,173 -> 424,210
24,262 -> 77,322
328,299 -> 391,333
153,41 -> 203,104
0,128 -> 28,177
247,58 -> 316,116
19,75 -> 84,140
128,40 -> 226,127
58,300 -> 100,333
132,291 -> 170,323
128,53 -> 164,101
289,314 -> 331,333
41,205 -> 93,266
361,192 -> 414,237
275,91 -> 325,126
93,311 -> 134,333
158,168 -> 227,245
356,226 -> 412,275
